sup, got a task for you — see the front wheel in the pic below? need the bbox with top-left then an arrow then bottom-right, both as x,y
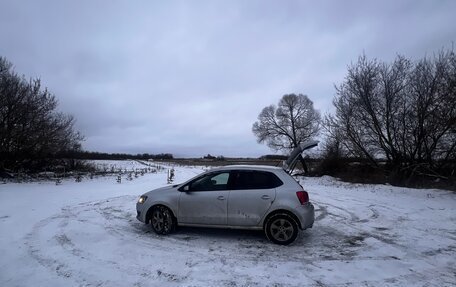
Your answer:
150,206 -> 175,235
265,213 -> 299,245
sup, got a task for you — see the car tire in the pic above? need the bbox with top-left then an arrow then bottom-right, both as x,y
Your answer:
150,206 -> 175,235
264,213 -> 299,245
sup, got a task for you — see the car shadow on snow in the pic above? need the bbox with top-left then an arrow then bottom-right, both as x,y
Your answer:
115,200 -> 365,261
130,221 -> 267,243
137,224 -> 366,263
173,226 -> 266,242
129,220 -> 354,254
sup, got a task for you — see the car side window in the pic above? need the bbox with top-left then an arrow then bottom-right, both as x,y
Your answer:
232,171 -> 283,190
188,172 -> 230,191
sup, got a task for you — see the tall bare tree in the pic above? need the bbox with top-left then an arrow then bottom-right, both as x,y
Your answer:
252,94 -> 320,170
0,56 -> 83,171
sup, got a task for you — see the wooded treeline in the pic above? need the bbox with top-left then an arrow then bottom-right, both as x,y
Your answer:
253,48 -> 455,187
324,50 -> 456,182
0,57 -> 83,171
60,151 -> 174,161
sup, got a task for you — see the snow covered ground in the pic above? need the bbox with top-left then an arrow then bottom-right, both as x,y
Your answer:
0,161 -> 455,286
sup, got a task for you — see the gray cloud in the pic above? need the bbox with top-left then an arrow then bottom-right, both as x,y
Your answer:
1,0 -> 455,157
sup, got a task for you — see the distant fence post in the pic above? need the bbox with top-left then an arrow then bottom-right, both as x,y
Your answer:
167,168 -> 175,184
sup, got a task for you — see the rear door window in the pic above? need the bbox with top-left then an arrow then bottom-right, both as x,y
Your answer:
232,170 -> 283,190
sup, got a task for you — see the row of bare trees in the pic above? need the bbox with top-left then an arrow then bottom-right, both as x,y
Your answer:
253,48 -> 456,179
327,50 -> 456,178
0,57 -> 83,171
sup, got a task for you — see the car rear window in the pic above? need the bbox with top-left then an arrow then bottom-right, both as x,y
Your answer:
232,170 -> 283,190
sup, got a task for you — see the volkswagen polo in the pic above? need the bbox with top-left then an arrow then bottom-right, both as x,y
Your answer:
136,141 -> 317,245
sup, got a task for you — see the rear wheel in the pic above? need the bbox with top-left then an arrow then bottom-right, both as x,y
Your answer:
150,206 -> 175,235
265,213 -> 298,245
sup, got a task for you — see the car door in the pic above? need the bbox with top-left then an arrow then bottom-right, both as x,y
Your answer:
178,171 -> 231,225
227,170 -> 280,226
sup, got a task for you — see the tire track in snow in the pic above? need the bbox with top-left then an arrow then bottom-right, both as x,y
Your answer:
24,196 -> 184,287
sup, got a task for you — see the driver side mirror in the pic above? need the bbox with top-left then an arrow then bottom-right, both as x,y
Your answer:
181,185 -> 190,192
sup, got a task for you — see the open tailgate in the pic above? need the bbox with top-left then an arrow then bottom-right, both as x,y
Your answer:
282,140 -> 319,173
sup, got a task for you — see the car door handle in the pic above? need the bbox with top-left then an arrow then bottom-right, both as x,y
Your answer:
217,196 -> 225,200
261,195 -> 271,200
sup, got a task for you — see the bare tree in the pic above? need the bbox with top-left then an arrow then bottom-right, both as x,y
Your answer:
0,56 -> 83,171
327,49 -> 456,178
252,94 -> 320,170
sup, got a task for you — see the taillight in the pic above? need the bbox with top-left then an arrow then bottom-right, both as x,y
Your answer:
296,191 -> 309,205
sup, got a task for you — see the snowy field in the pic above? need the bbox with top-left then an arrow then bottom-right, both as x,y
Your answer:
0,161 -> 455,287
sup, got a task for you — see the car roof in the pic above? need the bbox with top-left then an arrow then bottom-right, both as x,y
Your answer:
210,165 -> 284,172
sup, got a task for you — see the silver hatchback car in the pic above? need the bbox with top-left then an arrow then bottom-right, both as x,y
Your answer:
136,141 -> 317,245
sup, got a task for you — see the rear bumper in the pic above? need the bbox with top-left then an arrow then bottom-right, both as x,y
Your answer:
296,202 -> 315,229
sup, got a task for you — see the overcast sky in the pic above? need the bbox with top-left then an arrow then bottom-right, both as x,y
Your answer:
1,1 -> 455,157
